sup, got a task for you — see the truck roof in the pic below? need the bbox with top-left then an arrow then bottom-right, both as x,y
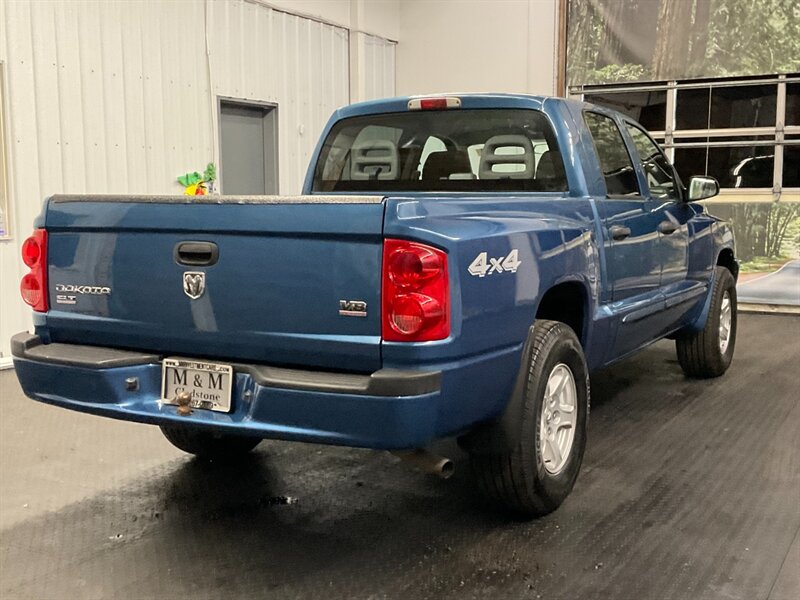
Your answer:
336,93 -> 589,119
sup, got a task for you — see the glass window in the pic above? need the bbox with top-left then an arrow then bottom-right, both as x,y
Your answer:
710,146 -> 775,188
674,136 -> 776,188
673,148 -> 708,184
676,88 -> 710,130
625,123 -> 680,199
583,112 -> 640,196
709,84 -> 777,129
312,109 -> 568,193
786,83 -> 800,127
783,142 -> 800,188
584,90 -> 667,131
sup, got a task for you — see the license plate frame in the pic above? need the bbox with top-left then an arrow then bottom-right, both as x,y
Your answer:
161,358 -> 234,413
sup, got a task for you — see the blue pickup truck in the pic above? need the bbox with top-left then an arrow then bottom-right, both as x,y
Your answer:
12,95 -> 737,516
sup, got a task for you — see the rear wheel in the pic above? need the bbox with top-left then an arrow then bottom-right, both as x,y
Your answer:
469,320 -> 589,517
160,426 -> 261,460
676,266 -> 737,378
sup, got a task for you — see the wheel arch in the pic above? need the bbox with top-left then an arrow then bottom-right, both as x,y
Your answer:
534,278 -> 591,348
716,247 -> 739,281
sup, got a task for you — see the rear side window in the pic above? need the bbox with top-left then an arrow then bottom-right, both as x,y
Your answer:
624,123 -> 681,200
583,112 -> 640,197
312,109 -> 568,193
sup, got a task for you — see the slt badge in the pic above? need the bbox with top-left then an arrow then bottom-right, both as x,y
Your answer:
183,271 -> 206,299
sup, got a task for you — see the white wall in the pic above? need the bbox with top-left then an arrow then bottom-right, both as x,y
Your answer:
362,35 -> 397,101
266,0 -> 400,41
396,0 -> 558,96
0,0 -> 397,364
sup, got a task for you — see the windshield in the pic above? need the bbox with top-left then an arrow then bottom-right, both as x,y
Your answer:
312,109 -> 568,193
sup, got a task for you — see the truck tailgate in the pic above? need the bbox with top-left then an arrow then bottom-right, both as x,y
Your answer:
43,195 -> 384,372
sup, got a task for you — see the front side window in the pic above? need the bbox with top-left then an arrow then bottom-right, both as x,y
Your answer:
625,122 -> 680,200
312,109 -> 568,193
583,111 -> 640,197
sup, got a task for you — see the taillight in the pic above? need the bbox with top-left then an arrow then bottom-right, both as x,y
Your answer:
382,239 -> 449,342
20,229 -> 48,312
407,97 -> 462,111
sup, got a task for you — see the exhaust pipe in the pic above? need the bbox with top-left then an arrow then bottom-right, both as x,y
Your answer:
392,449 -> 454,479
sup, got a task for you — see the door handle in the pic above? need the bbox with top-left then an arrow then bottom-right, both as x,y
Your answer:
609,225 -> 631,241
174,241 -> 219,266
658,221 -> 679,235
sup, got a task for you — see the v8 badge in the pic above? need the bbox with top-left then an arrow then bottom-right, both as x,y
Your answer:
468,249 -> 521,277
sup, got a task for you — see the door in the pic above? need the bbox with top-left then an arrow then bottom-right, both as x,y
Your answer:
623,121 -> 709,331
220,101 -> 278,195
583,111 -> 665,358
623,121 -> 690,291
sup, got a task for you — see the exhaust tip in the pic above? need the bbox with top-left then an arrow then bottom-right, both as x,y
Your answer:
392,449 -> 454,479
439,458 -> 455,480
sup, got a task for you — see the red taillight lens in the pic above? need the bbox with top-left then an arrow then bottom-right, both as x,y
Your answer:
20,229 -> 48,312
420,98 -> 449,110
21,236 -> 42,267
408,97 -> 462,111
20,273 -> 42,306
382,239 -> 449,342
388,246 -> 443,288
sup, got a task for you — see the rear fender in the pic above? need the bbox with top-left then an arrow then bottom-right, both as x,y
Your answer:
457,325 -> 536,454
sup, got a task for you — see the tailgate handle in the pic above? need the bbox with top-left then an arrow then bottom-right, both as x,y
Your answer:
174,241 -> 219,266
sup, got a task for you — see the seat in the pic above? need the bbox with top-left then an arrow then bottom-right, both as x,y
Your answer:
478,134 -> 535,179
421,150 -> 473,182
535,150 -> 567,189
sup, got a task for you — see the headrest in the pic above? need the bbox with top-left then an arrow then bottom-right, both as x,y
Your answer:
350,140 -> 399,180
422,150 -> 472,181
479,135 -> 535,180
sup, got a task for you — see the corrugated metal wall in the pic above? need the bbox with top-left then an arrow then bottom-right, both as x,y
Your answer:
209,0 -> 350,192
362,34 -> 397,101
0,0 -> 396,363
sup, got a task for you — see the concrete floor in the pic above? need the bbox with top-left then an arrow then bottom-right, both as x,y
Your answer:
1,314 -> 798,600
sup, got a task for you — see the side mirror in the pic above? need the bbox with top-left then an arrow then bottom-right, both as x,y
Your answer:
686,175 -> 719,201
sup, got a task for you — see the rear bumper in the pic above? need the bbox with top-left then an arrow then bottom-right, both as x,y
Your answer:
11,333 -> 445,450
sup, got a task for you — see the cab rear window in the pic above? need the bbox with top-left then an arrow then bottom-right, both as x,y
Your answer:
312,109 -> 568,193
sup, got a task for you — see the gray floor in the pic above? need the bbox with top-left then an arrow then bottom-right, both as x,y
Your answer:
738,260 -> 800,305
1,314 -> 798,600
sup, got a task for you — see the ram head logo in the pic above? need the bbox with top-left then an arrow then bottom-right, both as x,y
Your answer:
182,271 -> 206,300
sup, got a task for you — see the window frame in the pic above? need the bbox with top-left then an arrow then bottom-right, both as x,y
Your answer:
622,118 -> 685,202
582,109 -> 644,200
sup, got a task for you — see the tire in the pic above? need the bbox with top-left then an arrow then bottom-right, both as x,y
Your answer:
469,320 -> 590,518
676,266 -> 737,378
160,425 -> 261,460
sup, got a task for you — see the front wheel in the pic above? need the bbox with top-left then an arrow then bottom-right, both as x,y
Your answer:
676,266 -> 737,378
469,320 -> 590,517
160,425 -> 261,460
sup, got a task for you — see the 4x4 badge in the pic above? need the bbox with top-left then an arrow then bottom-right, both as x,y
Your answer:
468,249 -> 522,277
183,271 -> 206,299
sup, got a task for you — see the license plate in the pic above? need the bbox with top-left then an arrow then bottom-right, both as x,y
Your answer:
161,358 -> 234,413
